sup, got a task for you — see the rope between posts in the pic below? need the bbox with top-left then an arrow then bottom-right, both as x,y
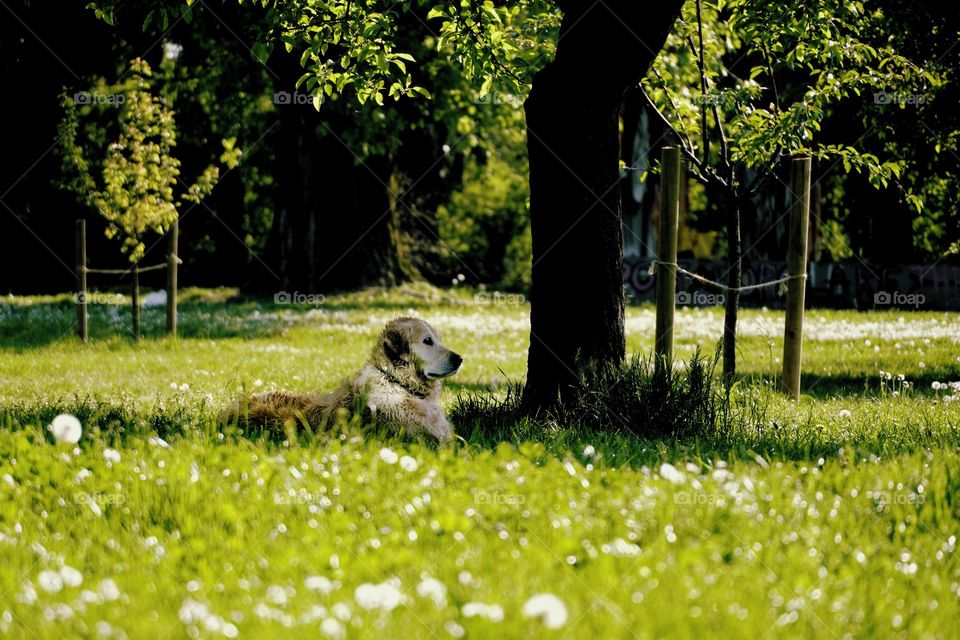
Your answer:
83,258 -> 181,275
647,259 -> 807,295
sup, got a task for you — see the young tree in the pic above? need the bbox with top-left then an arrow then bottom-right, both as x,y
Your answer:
640,0 -> 930,382
59,58 -> 233,263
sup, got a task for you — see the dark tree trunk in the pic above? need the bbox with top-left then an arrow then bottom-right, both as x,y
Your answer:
521,0 -> 685,410
722,192 -> 742,386
252,106 -> 417,293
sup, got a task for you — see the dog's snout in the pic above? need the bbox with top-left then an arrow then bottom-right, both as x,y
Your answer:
450,352 -> 463,368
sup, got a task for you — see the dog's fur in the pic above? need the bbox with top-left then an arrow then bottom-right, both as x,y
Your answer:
222,317 -> 462,441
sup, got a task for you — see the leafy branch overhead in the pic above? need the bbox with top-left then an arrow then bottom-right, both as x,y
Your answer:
58,58 -> 238,262
641,0 -> 936,211
91,0 -> 561,109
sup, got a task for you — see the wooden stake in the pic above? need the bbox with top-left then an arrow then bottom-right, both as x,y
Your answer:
166,219 -> 179,337
131,262 -> 141,341
75,219 -> 88,342
654,147 -> 682,367
782,156 -> 812,400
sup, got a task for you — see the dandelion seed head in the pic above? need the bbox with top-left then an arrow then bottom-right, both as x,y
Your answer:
49,414 -> 82,444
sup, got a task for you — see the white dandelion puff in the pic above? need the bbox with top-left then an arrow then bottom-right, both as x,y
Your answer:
415,577 -> 447,608
658,463 -> 686,485
49,414 -> 82,444
522,593 -> 568,629
59,565 -> 83,588
37,570 -> 64,593
98,578 -> 121,601
354,581 -> 403,611
305,575 -> 336,595
320,618 -> 345,639
462,602 -> 504,622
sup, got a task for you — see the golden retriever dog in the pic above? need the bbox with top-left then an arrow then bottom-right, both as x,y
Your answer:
222,317 -> 462,441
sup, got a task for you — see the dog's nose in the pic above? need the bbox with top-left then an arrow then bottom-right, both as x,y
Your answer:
450,353 -> 463,368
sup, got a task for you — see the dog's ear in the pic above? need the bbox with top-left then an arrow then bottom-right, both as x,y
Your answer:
382,326 -> 409,364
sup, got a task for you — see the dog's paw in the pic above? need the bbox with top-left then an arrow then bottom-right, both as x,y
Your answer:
426,407 -> 453,442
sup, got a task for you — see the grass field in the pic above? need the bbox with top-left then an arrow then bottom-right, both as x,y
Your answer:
1,286 -> 959,638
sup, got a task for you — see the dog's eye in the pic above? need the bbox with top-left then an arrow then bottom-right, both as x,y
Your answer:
423,337 -> 433,346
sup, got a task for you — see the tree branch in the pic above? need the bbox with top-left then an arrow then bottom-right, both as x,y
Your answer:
637,83 -> 726,188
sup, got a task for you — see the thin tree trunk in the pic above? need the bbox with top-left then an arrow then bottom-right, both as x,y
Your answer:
521,0 -> 684,411
722,193 -> 742,387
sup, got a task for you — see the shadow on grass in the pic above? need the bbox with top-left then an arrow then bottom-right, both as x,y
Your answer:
798,371 -> 960,398
0,291 -> 484,351
3,391 -> 958,469
0,301 -> 286,351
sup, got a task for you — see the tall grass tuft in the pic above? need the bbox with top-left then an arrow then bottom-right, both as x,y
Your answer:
451,347 -> 752,442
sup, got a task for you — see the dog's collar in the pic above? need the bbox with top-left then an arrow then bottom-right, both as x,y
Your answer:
376,366 -> 429,399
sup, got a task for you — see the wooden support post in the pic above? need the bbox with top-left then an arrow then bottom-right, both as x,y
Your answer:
782,156 -> 812,400
654,146 -> 682,367
75,219 -> 88,342
166,219 -> 179,337
131,262 -> 141,341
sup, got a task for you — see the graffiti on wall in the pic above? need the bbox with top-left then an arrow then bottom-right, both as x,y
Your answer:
623,259 -> 960,310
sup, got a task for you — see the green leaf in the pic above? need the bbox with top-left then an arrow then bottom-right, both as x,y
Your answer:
479,76 -> 493,98
252,41 -> 271,65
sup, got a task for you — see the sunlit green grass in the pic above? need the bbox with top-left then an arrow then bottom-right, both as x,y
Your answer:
1,286 -> 959,638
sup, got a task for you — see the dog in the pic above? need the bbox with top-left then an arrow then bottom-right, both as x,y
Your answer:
223,317 -> 463,441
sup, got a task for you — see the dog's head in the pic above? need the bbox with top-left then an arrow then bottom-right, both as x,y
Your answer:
377,317 -> 463,384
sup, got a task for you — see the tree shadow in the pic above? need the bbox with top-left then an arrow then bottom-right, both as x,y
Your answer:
0,296 -> 315,351
797,371 -> 959,398
0,294 -> 482,351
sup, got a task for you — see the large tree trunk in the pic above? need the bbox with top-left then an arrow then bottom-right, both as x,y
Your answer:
522,0 -> 685,410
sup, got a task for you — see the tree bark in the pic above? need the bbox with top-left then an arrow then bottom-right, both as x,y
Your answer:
522,0 -> 684,410
722,192 -> 742,387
